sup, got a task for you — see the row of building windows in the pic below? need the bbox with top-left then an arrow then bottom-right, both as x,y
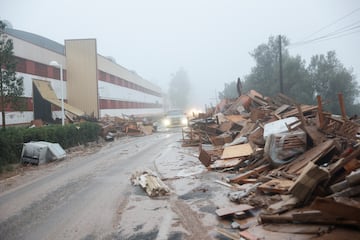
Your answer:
14,57 -> 162,99
15,57 -> 64,80
2,97 -> 161,112
98,70 -> 162,98
99,99 -> 162,109
0,97 -> 34,111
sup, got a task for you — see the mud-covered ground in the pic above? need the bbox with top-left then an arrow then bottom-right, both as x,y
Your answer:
0,129 -> 232,240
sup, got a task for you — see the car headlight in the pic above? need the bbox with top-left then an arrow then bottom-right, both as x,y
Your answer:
163,118 -> 170,126
181,117 -> 188,125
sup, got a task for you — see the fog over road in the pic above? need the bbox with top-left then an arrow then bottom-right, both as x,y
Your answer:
0,130 -> 221,240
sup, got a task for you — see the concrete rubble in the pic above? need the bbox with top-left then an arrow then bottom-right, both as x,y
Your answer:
182,90 -> 360,238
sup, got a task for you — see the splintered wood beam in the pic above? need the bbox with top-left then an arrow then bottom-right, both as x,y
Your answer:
227,164 -> 269,183
338,93 -> 347,120
310,197 -> 360,222
317,95 -> 325,129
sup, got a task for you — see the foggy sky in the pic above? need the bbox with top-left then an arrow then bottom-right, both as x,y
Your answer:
1,0 -> 360,110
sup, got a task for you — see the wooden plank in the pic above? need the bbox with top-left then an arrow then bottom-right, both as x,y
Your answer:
221,143 -> 253,159
329,147 -> 360,175
338,93 -> 347,119
210,133 -> 232,146
237,178 -> 258,184
292,210 -> 324,222
282,105 -> 318,118
289,162 -> 329,203
216,228 -> 240,240
283,139 -> 335,174
273,104 -> 290,115
304,125 -> 327,145
219,121 -> 233,132
310,197 -> 360,222
215,204 -> 254,217
258,179 -> 294,194
263,224 -> 332,234
227,164 -> 269,183
261,211 -> 360,227
198,147 -> 212,167
317,95 -> 325,129
239,230 -> 259,240
225,115 -> 246,123
214,180 -> 233,188
247,90 -> 268,106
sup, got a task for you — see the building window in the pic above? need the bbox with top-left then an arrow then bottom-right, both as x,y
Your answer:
35,62 -> 48,77
15,57 -> 26,73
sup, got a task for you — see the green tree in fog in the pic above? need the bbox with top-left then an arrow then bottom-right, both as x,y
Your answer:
0,20 -> 24,130
243,36 -> 286,96
308,51 -> 359,115
168,68 -> 190,109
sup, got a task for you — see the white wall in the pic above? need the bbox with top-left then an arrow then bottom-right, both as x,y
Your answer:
100,108 -> 163,118
98,80 -> 162,104
20,73 -> 67,99
0,72 -> 66,126
0,112 -> 33,126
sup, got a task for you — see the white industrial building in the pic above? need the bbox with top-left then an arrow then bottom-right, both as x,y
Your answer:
1,26 -> 164,126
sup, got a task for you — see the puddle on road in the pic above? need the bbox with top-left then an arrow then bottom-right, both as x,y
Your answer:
178,185 -> 212,200
199,205 -> 217,214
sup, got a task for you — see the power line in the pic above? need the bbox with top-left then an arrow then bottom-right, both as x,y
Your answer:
301,7 -> 360,41
323,20 -> 360,37
289,21 -> 360,48
290,28 -> 360,48
312,28 -> 360,43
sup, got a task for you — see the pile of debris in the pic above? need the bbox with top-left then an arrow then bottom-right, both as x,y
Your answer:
131,169 -> 171,197
183,90 -> 360,238
99,114 -> 158,141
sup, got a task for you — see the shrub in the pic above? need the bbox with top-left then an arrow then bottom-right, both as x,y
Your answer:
0,122 -> 101,169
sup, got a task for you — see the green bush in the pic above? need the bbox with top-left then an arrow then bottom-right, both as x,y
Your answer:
0,122 -> 101,169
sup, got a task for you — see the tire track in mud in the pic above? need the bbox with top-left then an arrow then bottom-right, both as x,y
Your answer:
170,197 -> 213,240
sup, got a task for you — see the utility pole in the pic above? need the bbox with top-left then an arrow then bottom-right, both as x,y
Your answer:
279,35 -> 284,93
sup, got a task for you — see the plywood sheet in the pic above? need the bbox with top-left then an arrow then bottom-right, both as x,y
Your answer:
225,115 -> 246,123
258,179 -> 294,194
221,143 -> 253,159
210,159 -> 242,169
216,204 -> 254,217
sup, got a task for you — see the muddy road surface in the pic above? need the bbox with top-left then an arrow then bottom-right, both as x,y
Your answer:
0,130 -> 228,240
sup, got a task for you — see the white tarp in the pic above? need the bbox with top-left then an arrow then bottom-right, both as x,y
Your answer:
263,117 -> 299,140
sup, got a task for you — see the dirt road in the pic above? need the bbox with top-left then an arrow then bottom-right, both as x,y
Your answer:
0,130 -> 226,240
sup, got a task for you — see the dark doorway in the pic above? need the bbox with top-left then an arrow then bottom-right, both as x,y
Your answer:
33,82 -> 53,122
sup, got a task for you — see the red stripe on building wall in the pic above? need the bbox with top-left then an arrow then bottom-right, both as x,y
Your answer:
14,56 -> 66,81
99,99 -> 162,109
0,97 -> 33,111
98,70 -> 162,98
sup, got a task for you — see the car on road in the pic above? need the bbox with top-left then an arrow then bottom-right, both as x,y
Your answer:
162,109 -> 188,127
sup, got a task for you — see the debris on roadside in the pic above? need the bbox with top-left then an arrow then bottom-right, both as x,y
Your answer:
181,90 -> 360,238
98,114 -> 159,140
131,169 -> 171,197
21,141 -> 66,165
